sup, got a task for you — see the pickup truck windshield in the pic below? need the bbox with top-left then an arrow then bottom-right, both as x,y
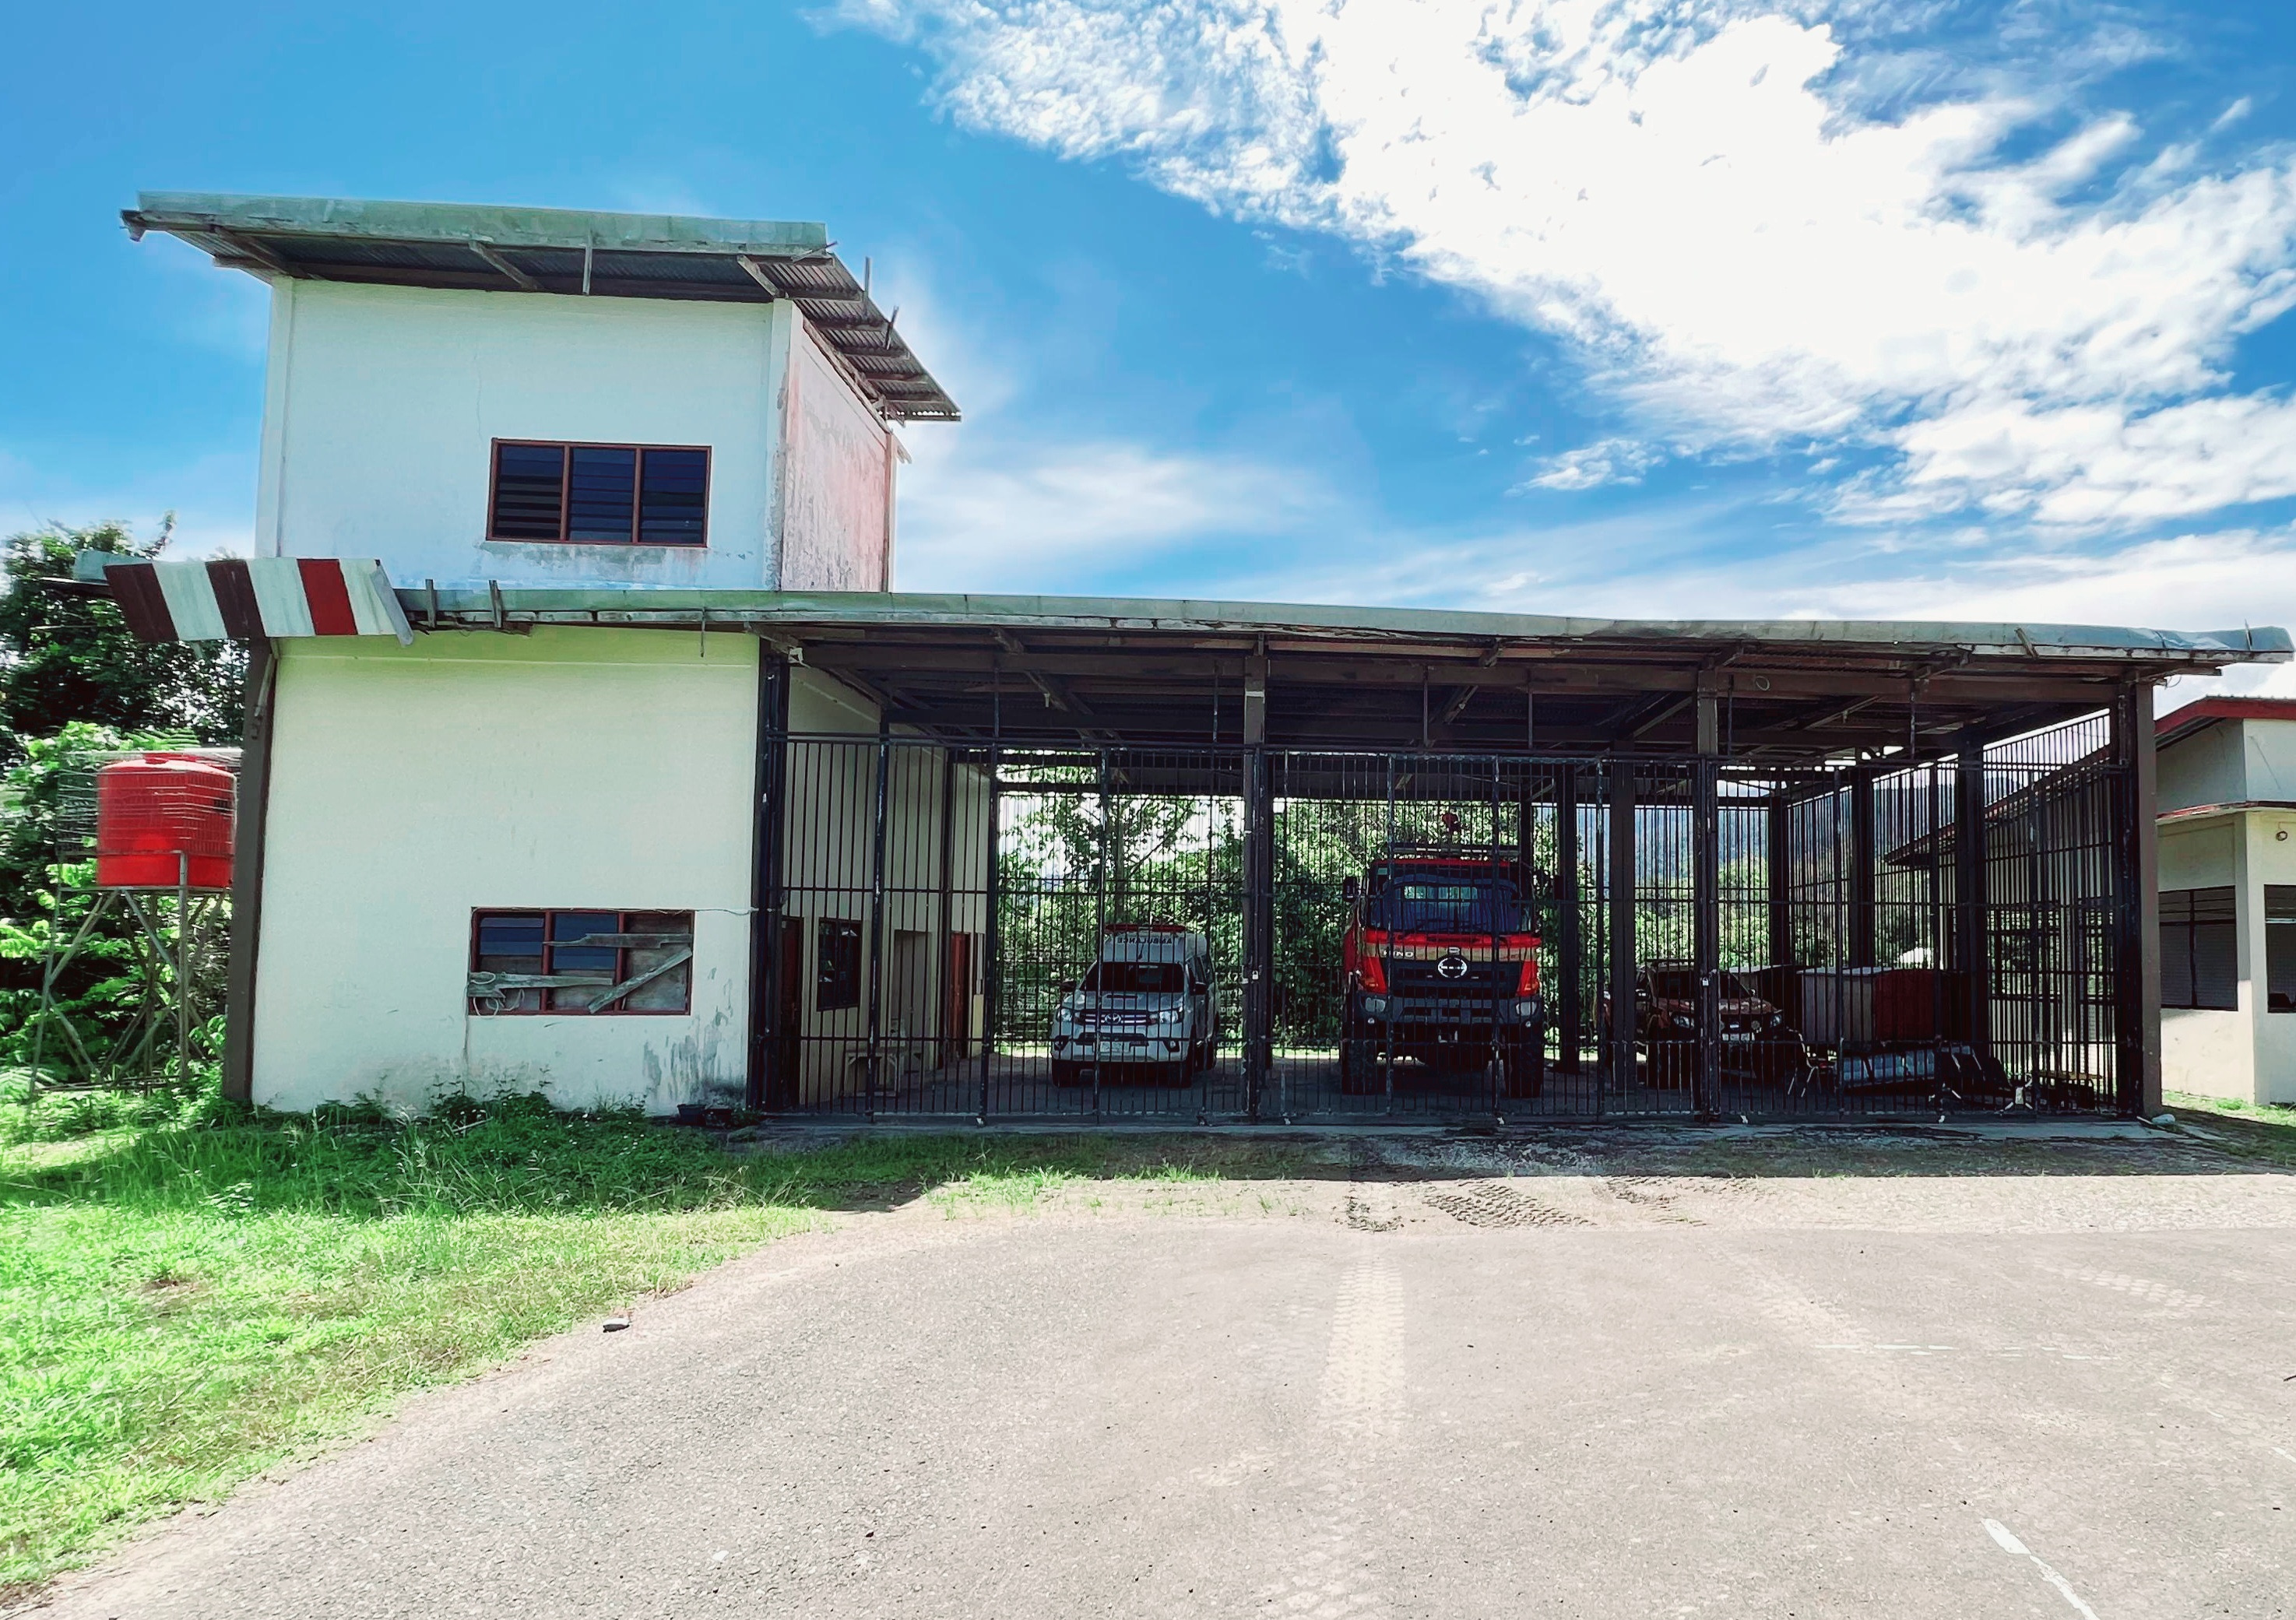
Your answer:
1082,961 -> 1186,994
1364,878 -> 1528,935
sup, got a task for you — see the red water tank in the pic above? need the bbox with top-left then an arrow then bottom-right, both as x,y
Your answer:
95,754 -> 236,891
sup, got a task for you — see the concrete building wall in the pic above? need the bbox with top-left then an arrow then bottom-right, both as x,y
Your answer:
2157,719 -> 2245,814
777,327 -> 895,591
2240,719 -> 2296,803
251,628 -> 759,1112
255,279 -> 795,589
2245,806 -> 2296,1104
2160,817 -> 2248,1102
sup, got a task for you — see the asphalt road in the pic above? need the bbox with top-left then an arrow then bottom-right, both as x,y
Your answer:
34,1140 -> 2296,1618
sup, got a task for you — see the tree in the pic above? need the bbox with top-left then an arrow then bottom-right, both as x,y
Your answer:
0,520 -> 244,769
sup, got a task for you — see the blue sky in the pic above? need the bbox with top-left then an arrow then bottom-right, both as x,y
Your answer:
8,1 -> 2296,689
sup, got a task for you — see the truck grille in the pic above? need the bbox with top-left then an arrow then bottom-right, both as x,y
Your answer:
1387,958 -> 1509,996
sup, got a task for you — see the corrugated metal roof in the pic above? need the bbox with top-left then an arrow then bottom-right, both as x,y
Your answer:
403,583 -> 2294,666
121,192 -> 959,423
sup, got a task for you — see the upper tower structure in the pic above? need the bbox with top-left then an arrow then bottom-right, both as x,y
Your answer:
125,193 -> 958,595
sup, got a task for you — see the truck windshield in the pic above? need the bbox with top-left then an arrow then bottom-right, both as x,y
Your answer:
1082,962 -> 1185,994
1364,877 -> 1528,935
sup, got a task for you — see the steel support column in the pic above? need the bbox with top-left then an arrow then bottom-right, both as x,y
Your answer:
220,637 -> 276,1105
1954,731 -> 1992,1060
2113,683 -> 2162,1116
863,724 -> 890,1119
745,654 -> 790,1112
979,749 -> 1000,1121
1850,770 -> 1877,970
1556,766 -> 1582,1073
1243,746 -> 1273,1120
1693,723 -> 1721,1118
1608,760 -> 1637,1096
1766,791 -> 1791,971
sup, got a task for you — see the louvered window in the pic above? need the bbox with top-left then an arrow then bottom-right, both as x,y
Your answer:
2160,887 -> 2238,1011
487,441 -> 709,546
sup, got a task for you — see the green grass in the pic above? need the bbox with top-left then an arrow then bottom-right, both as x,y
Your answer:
2164,1090 -> 2296,1168
0,1086 -> 1294,1601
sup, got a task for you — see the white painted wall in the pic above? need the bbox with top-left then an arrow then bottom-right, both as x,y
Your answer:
2241,719 -> 2296,803
777,328 -> 895,591
256,279 -> 905,594
2157,719 -> 2245,813
2159,817 -> 2249,1102
252,628 -> 759,1112
2245,806 -> 2296,1104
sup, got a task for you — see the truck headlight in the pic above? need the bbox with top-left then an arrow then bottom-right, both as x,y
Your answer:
1512,998 -> 1541,1021
1361,996 -> 1390,1017
1671,1014 -> 1695,1029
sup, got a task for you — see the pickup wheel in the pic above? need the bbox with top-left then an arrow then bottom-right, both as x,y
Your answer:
1052,1060 -> 1084,1088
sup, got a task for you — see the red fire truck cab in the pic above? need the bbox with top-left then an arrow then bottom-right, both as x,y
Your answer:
1338,851 -> 1544,1098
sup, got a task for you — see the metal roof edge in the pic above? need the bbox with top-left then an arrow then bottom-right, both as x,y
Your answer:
126,192 -> 830,256
397,584 -> 2295,665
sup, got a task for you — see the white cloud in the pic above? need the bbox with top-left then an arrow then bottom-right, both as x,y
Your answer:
895,436 -> 1331,591
1517,437 -> 1662,491
841,0 -> 2296,528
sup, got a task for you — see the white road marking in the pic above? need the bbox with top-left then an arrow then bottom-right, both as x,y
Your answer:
1983,1519 -> 2101,1620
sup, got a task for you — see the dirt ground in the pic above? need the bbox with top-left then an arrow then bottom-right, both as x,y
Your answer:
26,1119 -> 2296,1619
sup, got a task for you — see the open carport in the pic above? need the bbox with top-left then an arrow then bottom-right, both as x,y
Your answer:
637,592 -> 2284,1124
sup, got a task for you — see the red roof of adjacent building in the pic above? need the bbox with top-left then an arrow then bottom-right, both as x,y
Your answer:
2156,697 -> 2296,748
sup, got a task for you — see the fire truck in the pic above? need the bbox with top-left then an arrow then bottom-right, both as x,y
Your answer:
1338,849 -> 1544,1097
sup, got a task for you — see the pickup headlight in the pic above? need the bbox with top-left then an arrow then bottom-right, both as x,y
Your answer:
1670,1014 -> 1695,1029
1159,1006 -> 1187,1024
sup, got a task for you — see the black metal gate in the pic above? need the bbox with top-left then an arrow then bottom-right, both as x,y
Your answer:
756,712 -> 2140,1123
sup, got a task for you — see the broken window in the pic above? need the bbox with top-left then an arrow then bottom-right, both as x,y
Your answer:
468,909 -> 694,1014
487,441 -> 710,546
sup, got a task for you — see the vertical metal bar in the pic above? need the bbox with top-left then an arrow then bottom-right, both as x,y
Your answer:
1489,756 -> 1504,1119
1955,731 -> 1991,1063
1609,759 -> 1637,1098
979,748 -> 1000,1121
1694,753 -> 1720,1118
1850,770 -> 1877,970
1243,745 -> 1272,1121
175,852 -> 192,1088
1766,789 -> 1790,972
221,636 -> 277,1104
935,742 -> 955,1074
1093,749 -> 1110,1119
1383,755 -> 1397,1111
864,725 -> 890,1120
1557,764 -> 1581,1074
747,653 -> 789,1112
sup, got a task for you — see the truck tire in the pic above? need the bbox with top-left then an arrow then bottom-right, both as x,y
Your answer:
1503,1036 -> 1545,1100
1338,1038 -> 1380,1095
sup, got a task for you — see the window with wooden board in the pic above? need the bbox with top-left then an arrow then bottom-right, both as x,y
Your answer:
468,909 -> 694,1014
2160,887 -> 2238,1011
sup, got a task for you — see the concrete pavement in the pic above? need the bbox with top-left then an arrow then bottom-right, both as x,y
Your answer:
30,1140 -> 2296,1618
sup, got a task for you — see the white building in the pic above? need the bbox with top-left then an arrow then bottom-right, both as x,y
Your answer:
2156,698 -> 2296,1105
122,193 -> 978,1116
110,192 -> 2292,1125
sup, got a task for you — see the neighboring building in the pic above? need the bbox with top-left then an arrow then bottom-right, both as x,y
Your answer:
2156,698 -> 2296,1105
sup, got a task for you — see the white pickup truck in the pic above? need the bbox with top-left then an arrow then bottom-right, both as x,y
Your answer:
1050,925 -> 1218,1088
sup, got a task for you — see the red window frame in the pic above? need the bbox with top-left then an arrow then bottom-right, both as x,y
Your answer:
485,440 -> 712,547
468,908 -> 695,1016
